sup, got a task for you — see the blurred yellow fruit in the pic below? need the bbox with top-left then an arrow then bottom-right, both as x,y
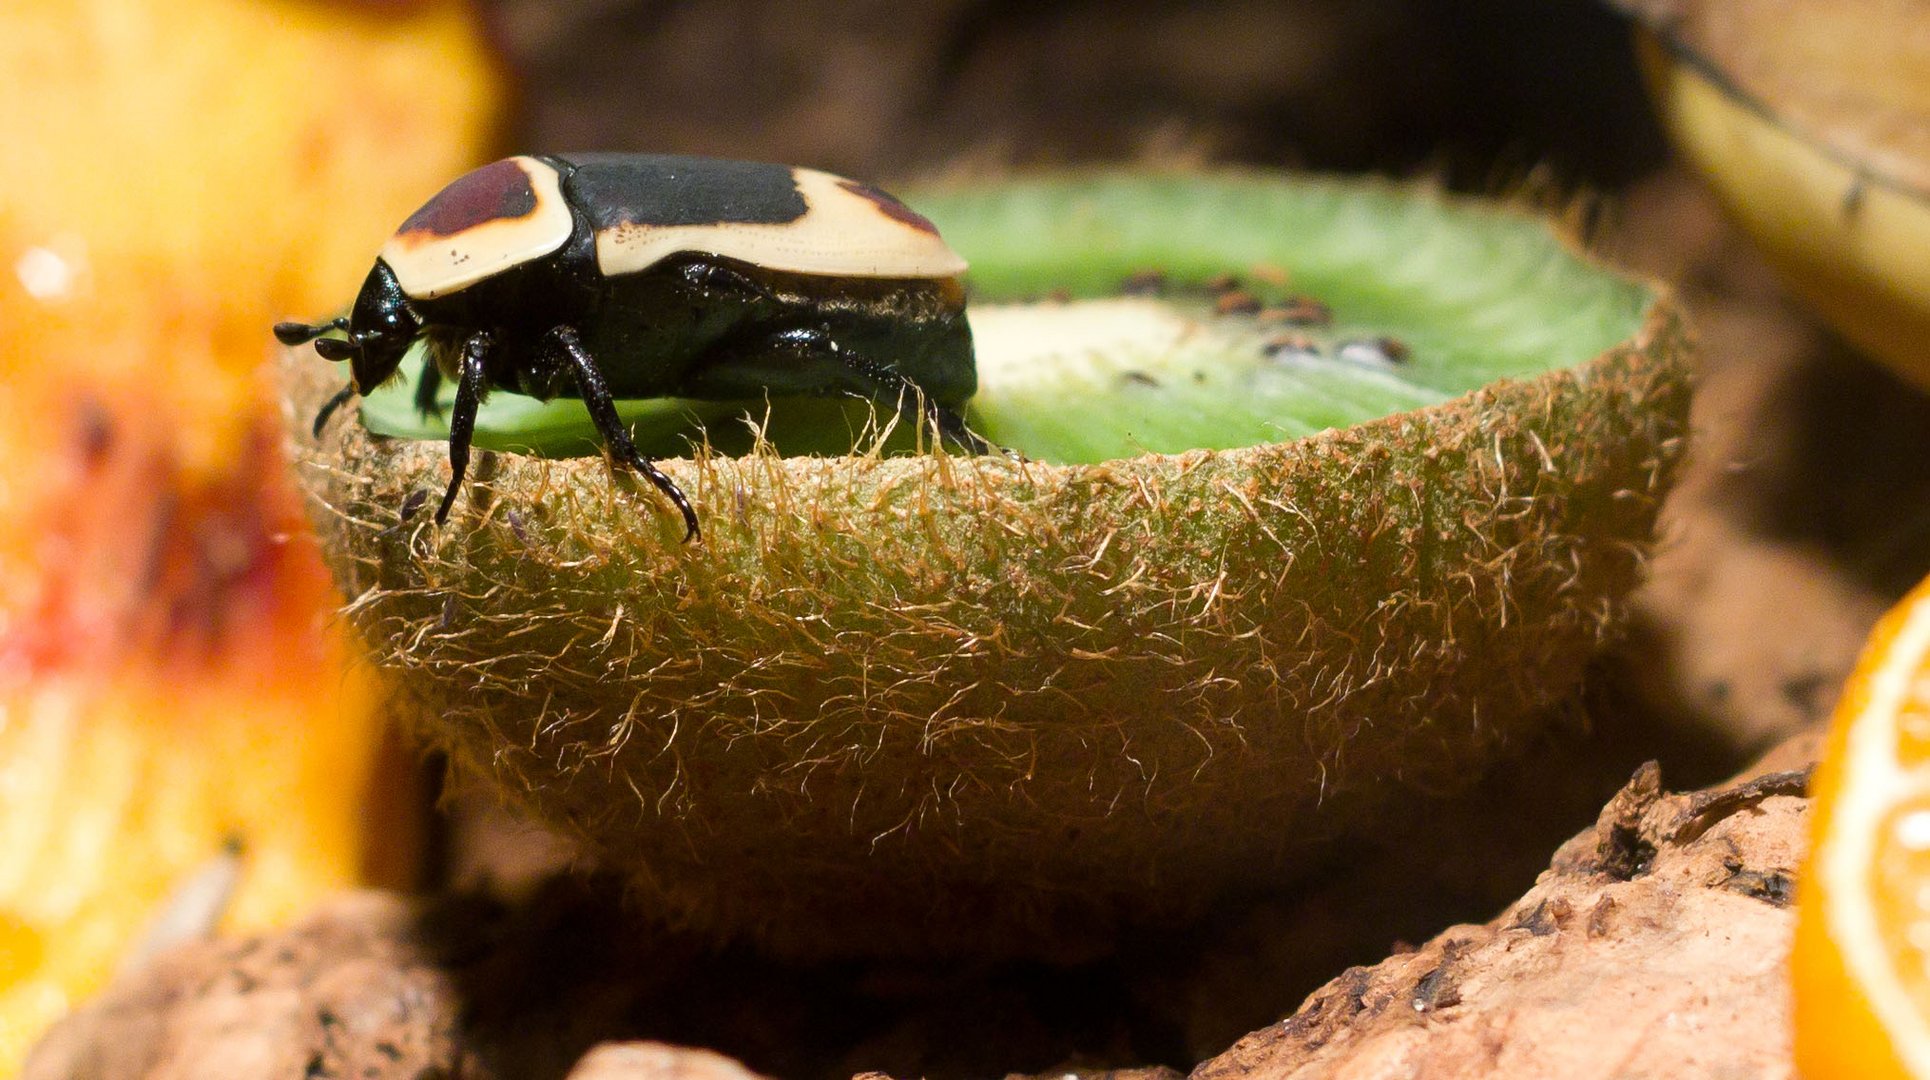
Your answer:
1795,575 -> 1930,1078
0,0 -> 503,1072
1622,0 -> 1930,390
0,0 -> 505,470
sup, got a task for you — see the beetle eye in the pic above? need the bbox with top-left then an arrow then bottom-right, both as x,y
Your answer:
314,337 -> 360,361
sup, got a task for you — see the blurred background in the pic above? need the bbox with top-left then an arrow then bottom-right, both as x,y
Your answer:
489,0 -> 1663,188
5,0 -> 1929,1077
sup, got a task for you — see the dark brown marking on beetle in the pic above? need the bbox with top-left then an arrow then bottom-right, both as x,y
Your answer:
837,179 -> 940,235
396,159 -> 539,239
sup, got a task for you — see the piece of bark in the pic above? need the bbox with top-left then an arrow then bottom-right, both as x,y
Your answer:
1191,758 -> 1812,1080
21,892 -> 477,1080
20,883 -> 680,1080
26,747 -> 1821,1080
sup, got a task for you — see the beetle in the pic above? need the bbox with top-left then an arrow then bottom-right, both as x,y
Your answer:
276,153 -> 986,541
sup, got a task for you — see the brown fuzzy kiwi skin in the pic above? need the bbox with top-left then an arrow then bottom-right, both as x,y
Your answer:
285,298 -> 1690,959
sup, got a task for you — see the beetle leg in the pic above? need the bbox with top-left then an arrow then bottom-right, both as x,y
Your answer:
436,331 -> 492,524
413,356 -> 445,420
311,384 -> 357,438
928,402 -> 999,456
546,325 -> 701,543
676,258 -> 778,302
830,349 -> 999,456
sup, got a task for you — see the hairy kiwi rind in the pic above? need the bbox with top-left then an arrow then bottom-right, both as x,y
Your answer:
286,185 -> 1692,960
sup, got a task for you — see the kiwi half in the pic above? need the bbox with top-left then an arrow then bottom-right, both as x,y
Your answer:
288,173 -> 1691,958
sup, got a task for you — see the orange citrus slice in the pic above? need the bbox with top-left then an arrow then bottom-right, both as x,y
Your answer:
1796,575 -> 1930,1078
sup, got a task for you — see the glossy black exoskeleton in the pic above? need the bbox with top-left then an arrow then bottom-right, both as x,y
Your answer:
276,153 -> 982,541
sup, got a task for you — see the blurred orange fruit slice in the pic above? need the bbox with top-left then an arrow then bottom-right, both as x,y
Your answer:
0,0 -> 503,1073
1797,575 -> 1930,1078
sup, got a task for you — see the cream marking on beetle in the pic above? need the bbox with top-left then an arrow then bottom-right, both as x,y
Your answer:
381,156 -> 576,300
592,168 -> 968,281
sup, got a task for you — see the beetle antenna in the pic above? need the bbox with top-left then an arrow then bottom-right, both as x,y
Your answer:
312,384 -> 357,438
274,318 -> 349,346
313,337 -> 360,361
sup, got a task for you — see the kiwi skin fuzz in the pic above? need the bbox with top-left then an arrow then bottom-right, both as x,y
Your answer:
286,298 -> 1689,959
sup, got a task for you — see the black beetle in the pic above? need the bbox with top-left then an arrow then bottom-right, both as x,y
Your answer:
276,153 -> 984,541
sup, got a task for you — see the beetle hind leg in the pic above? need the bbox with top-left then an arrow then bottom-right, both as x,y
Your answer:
830,349 -> 1002,457
546,325 -> 700,543
928,401 -> 999,456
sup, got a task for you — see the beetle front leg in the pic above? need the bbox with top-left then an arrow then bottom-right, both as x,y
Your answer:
436,331 -> 492,524
311,384 -> 357,438
545,325 -> 701,543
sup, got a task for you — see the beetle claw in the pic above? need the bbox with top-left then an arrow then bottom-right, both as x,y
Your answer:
645,469 -> 701,543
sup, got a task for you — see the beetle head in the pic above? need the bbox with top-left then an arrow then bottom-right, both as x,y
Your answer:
273,258 -> 422,393
340,259 -> 422,392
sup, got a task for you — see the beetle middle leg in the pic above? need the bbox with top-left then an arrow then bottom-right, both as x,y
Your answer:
414,355 -> 445,420
436,331 -> 493,524
544,325 -> 701,543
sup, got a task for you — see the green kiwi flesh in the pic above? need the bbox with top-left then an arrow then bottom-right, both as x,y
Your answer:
289,173 -> 1691,959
